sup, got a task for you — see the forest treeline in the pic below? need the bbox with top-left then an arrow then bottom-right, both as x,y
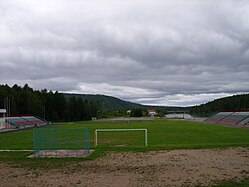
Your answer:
1,84 -> 248,120
0,84 -> 97,122
190,94 -> 249,116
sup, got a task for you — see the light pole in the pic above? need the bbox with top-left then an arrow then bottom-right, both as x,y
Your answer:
4,97 -> 10,129
43,104 -> 46,120
4,97 -> 10,117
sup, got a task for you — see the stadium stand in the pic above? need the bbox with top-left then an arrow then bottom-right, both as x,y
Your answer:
204,112 -> 234,124
218,112 -> 249,126
5,116 -> 48,129
244,121 -> 249,127
238,114 -> 249,126
204,111 -> 249,127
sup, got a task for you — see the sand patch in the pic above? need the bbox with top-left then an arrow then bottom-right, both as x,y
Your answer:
1,147 -> 249,186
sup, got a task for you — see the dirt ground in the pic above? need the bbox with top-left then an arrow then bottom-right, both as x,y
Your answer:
1,147 -> 249,187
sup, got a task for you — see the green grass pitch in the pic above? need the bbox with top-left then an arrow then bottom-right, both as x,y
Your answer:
1,119 -> 249,185
1,119 -> 249,151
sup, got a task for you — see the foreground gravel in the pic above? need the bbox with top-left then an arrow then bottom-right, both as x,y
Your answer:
1,147 -> 249,187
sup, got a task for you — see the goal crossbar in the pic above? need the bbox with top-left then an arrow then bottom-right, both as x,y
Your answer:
95,128 -> 148,147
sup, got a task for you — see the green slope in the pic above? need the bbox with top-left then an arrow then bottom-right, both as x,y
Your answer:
190,94 -> 249,116
64,93 -> 144,111
64,93 -> 186,112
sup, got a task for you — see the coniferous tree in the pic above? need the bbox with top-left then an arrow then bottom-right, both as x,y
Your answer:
0,84 -> 99,122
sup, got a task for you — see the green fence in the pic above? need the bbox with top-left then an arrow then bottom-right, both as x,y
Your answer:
33,127 -> 90,158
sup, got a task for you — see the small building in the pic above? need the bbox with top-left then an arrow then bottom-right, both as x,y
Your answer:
165,110 -> 191,119
148,109 -> 157,116
0,109 -> 6,118
126,110 -> 131,114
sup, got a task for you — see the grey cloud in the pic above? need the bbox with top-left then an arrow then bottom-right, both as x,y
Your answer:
0,0 -> 249,106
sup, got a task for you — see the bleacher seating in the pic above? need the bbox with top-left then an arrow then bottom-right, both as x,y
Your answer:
244,122 -> 249,127
5,116 -> 48,129
204,111 -> 249,126
218,112 -> 249,126
204,112 -> 234,124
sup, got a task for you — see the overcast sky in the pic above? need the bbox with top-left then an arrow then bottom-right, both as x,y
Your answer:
0,0 -> 249,106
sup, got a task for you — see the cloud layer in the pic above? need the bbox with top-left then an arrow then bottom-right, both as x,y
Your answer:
1,0 -> 249,106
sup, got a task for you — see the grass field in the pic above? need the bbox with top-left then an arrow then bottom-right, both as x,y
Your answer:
1,119 -> 249,151
1,119 -> 249,186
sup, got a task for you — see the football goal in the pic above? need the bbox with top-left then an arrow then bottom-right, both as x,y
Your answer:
33,127 -> 91,158
95,128 -> 148,147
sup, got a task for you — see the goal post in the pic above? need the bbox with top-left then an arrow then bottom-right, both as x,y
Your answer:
95,128 -> 148,147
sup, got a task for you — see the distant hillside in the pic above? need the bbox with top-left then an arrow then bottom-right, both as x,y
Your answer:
190,94 -> 249,116
64,93 -> 144,111
64,93 -> 186,112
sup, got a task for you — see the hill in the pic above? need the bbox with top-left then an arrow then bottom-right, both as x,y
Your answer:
190,94 -> 249,116
64,93 -> 186,112
5,84 -> 249,119
64,93 -> 143,111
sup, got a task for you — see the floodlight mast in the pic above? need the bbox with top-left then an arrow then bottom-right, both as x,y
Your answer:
4,97 -> 10,117
95,128 -> 148,147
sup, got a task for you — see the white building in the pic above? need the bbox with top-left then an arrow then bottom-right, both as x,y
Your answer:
0,109 -> 6,118
148,109 -> 157,116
